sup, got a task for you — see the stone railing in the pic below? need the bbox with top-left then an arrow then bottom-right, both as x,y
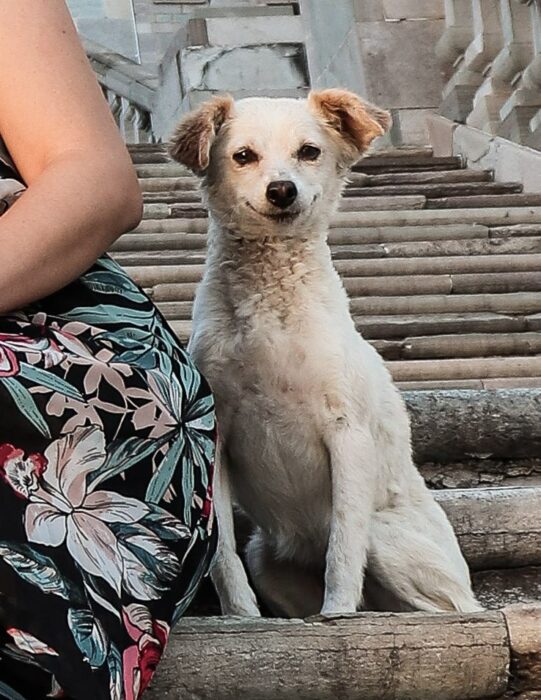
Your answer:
437,0 -> 541,148
83,38 -> 158,143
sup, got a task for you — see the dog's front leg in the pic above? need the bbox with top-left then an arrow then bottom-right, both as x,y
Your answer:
210,444 -> 261,617
321,423 -> 376,615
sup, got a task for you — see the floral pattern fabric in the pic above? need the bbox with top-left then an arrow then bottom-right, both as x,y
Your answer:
0,144 -> 217,699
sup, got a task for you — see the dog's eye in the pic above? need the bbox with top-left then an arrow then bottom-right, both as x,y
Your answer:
298,144 -> 321,161
233,148 -> 258,166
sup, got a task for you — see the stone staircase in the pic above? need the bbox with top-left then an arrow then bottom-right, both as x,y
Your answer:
118,142 -> 541,700
118,143 -> 541,391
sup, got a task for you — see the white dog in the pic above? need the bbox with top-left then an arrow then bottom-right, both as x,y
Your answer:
169,89 -> 481,617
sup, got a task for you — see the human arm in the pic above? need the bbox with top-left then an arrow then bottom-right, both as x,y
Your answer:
0,0 -> 143,312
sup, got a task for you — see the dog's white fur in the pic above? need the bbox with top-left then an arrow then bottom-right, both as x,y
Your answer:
170,90 -> 481,617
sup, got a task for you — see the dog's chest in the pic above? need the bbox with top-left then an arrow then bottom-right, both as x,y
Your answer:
209,320 -> 352,538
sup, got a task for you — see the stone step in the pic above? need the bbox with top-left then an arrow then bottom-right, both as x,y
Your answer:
136,163 -> 189,178
121,236 -> 534,264
134,165 -> 491,185
350,292 -> 541,316
398,377 -> 541,391
139,176 -> 200,192
165,313 -> 529,344
155,293 -> 541,320
143,191 -> 202,204
354,155 -> 464,173
130,220 -> 493,240
333,253 -> 541,277
127,256 -> 541,286
364,169 -> 493,186
357,313 -> 527,340
376,332 -> 541,361
328,237 -> 541,258
111,237 -> 541,267
131,151 -> 171,164
388,356 -> 541,382
142,193 -> 430,210
139,204 -> 541,226
137,174 -> 502,197
427,193 -> 541,209
140,183 -> 522,206
127,222 -> 541,243
347,181 -> 522,198
119,224 -> 500,250
330,207 -> 541,228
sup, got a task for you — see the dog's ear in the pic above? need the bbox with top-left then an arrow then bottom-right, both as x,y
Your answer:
168,95 -> 234,174
309,89 -> 391,161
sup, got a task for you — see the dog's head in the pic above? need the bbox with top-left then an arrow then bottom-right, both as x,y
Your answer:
169,90 -> 391,237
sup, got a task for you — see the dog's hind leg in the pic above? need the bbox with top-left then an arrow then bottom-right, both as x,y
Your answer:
367,496 -> 482,613
245,530 -> 324,618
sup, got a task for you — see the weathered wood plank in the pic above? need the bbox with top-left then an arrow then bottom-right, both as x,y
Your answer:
504,605 -> 541,695
147,613 -> 509,700
435,487 -> 541,569
404,388 -> 541,463
389,356 -> 541,382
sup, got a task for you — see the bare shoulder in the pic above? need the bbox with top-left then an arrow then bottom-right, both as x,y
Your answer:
0,1 -> 131,183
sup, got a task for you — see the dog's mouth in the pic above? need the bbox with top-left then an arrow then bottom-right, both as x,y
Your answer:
246,202 -> 301,224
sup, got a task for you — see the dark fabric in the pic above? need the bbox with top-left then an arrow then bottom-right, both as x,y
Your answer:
0,143 -> 217,699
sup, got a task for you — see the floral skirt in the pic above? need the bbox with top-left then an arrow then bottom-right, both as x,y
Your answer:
0,256 -> 217,700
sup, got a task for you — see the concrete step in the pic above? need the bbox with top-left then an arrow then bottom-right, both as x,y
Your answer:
427,193 -> 541,209
126,256 -> 541,286
388,356 -> 541,382
357,313 -> 526,340
334,253 -> 541,277
122,223 -> 495,246
347,181 -> 522,198
330,207 -> 541,228
165,313 -> 529,346
116,229 -> 541,258
139,204 -> 541,225
354,155 -> 464,173
364,169 -> 493,186
137,174 -> 501,196
376,332 -> 541,361
111,237 -> 541,266
156,293 -> 541,324
120,146 -> 541,388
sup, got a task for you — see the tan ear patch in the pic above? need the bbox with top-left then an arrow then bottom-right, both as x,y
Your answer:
168,95 -> 234,174
309,89 -> 391,155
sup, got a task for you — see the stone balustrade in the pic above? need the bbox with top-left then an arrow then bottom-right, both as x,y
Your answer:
84,37 -> 158,143
438,0 -> 541,148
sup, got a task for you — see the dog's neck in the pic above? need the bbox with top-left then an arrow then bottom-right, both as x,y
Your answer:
208,217 -> 332,275
204,216 -> 342,323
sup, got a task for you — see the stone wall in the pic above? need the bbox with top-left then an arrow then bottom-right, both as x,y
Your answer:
353,0 -> 446,145
298,0 -> 446,144
131,0 -> 198,69
131,0 -> 298,71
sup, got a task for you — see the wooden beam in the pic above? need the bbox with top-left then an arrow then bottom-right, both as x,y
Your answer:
147,612 -> 509,700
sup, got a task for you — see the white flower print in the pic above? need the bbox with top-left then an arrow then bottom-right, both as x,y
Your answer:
2,426 -> 184,600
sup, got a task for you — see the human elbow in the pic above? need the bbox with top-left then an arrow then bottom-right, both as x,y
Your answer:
121,175 -> 144,232
107,163 -> 144,234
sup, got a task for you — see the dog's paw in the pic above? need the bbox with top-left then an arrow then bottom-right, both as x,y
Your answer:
221,597 -> 261,617
320,598 -> 358,616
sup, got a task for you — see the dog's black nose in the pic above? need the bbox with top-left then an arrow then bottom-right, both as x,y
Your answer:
266,180 -> 298,209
